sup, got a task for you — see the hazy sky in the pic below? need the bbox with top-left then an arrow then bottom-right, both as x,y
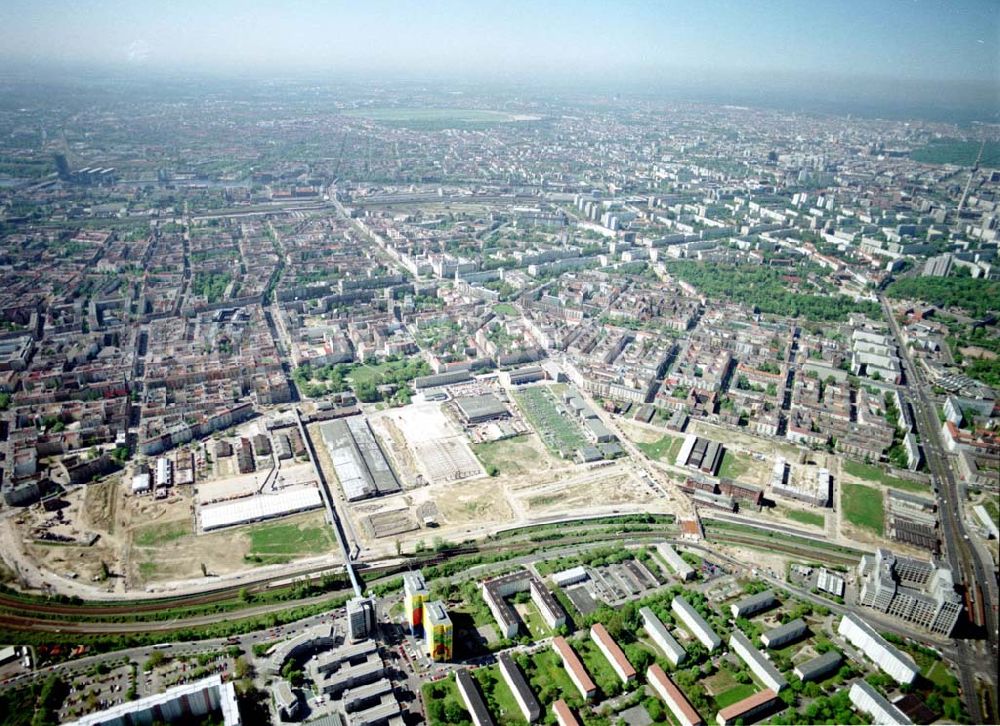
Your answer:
1,0 -> 997,87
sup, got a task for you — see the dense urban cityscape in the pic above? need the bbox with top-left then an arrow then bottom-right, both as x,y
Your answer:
0,4 -> 998,725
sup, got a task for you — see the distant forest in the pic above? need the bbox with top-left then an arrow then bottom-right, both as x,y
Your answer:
910,140 -> 1000,167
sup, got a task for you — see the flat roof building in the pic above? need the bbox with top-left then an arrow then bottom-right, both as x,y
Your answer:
729,632 -> 787,692
482,570 -> 566,639
760,618 -> 807,649
199,487 -> 323,531
793,650 -> 843,683
648,664 -> 703,726
343,679 -> 394,713
273,680 -> 298,721
730,590 -> 777,619
857,548 -> 962,636
455,394 -> 510,423
71,674 -> 241,726
849,680 -> 913,725
425,600 -> 453,662
640,606 -> 686,667
838,613 -> 918,685
551,637 -> 597,701
672,596 -> 721,652
498,653 -> 541,723
403,570 -> 429,636
656,542 -> 695,581
552,566 -> 589,587
590,623 -> 636,684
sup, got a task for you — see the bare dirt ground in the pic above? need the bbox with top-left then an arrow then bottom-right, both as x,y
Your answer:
339,424 -> 670,556
687,418 -> 804,461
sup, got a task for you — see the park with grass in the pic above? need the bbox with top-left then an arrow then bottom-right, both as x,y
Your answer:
245,518 -> 335,565
841,483 -> 885,536
784,509 -> 826,528
636,433 -> 684,463
842,460 -> 928,493
472,436 -> 544,477
717,449 -> 752,479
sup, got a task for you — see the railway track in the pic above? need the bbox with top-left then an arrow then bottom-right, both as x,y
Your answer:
0,517 -> 864,633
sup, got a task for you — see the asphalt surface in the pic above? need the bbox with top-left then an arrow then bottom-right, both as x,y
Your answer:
882,295 -> 998,721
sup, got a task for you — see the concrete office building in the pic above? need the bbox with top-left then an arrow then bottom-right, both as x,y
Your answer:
314,656 -> 384,697
729,632 -> 787,692
498,653 -> 541,723
640,606 -> 686,667
857,548 -> 962,635
849,680 -> 913,725
346,698 -> 401,726
347,596 -> 376,642
343,679 -> 394,713
648,664 -> 703,726
672,596 -> 721,652
273,680 -> 298,721
71,675 -> 241,726
838,613 -> 918,685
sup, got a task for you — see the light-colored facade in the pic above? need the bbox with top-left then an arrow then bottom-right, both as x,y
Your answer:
640,606 -> 686,667
838,613 -> 918,685
848,680 -> 913,725
672,596 -> 721,652
857,548 -> 962,636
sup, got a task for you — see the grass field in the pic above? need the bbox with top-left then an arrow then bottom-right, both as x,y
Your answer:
493,303 -> 518,316
524,649 -> 583,708
785,509 -> 825,528
842,460 -> 928,492
246,519 -> 335,563
133,520 -> 190,547
472,436 -> 542,476
714,683 -> 756,709
718,449 -> 752,479
476,665 -> 528,725
841,483 -> 885,536
422,675 -> 472,726
910,140 -> 1000,167
637,434 -> 684,463
519,602 -> 554,640
513,387 -> 588,457
983,498 -> 999,527
573,638 -> 622,697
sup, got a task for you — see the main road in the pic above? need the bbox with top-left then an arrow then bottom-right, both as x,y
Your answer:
881,295 -> 997,721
